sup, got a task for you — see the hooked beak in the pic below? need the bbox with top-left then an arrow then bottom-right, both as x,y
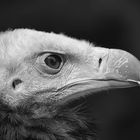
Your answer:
101,48 -> 140,87
59,48 -> 140,102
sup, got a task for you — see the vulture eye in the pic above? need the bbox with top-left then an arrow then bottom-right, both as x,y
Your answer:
44,54 -> 62,69
36,53 -> 65,75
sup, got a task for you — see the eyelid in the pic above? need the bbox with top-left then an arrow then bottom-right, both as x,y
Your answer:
37,51 -> 66,57
34,52 -> 66,75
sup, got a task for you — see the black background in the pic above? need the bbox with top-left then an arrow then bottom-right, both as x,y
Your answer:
0,0 -> 140,140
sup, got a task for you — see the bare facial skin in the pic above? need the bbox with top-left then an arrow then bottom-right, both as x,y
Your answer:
0,29 -> 139,140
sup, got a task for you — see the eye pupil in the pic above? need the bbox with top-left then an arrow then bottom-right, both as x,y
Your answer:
44,54 -> 62,69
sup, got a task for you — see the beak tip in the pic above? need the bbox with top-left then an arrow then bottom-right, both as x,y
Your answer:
118,51 -> 140,85
105,49 -> 140,86
126,55 -> 140,82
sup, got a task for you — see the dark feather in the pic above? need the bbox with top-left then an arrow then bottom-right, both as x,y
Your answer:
0,99 -> 97,140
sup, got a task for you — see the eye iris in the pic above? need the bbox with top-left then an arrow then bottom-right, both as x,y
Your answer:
44,55 -> 62,69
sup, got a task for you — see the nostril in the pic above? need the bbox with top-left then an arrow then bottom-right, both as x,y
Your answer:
99,58 -> 102,67
12,79 -> 23,89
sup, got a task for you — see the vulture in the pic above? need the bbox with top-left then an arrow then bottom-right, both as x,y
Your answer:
0,29 -> 139,140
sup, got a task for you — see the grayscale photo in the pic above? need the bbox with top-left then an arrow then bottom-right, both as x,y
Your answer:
0,0 -> 140,140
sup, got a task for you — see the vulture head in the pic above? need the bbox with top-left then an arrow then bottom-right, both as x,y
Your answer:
0,29 -> 139,140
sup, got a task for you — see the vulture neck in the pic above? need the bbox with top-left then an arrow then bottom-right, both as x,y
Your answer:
0,101 -> 96,140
